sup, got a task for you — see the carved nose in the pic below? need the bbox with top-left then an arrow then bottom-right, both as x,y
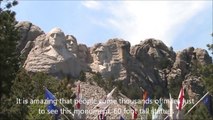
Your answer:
53,34 -> 57,38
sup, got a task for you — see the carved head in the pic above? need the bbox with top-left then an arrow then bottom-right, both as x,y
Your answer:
95,46 -> 105,61
66,35 -> 77,52
47,28 -> 65,48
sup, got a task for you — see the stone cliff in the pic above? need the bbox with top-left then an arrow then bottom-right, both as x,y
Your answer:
17,21 -> 212,100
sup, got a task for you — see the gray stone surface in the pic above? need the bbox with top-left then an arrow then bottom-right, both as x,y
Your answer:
19,22 -> 212,100
16,21 -> 44,56
24,28 -> 82,78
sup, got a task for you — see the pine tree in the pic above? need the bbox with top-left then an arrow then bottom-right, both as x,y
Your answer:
200,64 -> 213,94
0,0 -> 20,118
0,0 -> 19,100
6,69 -> 32,119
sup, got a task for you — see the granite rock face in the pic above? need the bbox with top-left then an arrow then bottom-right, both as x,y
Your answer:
16,21 -> 44,56
18,21 -> 212,99
183,74 -> 205,100
23,28 -> 82,78
88,38 -> 179,97
167,47 -> 212,100
89,39 -> 131,81
129,39 -> 176,93
131,39 -> 176,69
194,48 -> 212,65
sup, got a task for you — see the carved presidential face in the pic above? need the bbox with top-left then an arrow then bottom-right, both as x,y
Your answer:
66,35 -> 77,52
95,46 -> 105,61
48,28 -> 65,48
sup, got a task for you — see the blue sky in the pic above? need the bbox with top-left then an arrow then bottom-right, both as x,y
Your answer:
13,1 -> 212,55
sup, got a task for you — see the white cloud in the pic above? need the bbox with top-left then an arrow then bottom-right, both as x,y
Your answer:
81,1 -> 101,10
110,1 -> 208,46
83,1 -> 209,46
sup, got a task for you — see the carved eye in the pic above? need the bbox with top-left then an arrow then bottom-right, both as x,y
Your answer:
50,33 -> 62,38
50,33 -> 56,38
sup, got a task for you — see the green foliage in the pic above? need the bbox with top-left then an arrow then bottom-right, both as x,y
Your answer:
26,102 -> 52,120
126,87 -> 140,99
0,0 -> 18,10
30,72 -> 59,98
92,72 -> 103,86
0,69 -> 32,119
0,1 -> 20,119
168,79 -> 182,98
0,8 -> 20,100
1,69 -> 74,120
114,81 -> 123,90
207,44 -> 213,54
120,86 -> 127,96
28,73 -> 74,120
159,59 -> 172,69
119,84 -> 140,99
3,69 -> 58,119
191,59 -> 201,75
207,33 -> 213,56
183,41 -> 213,119
92,73 -> 119,95
153,85 -> 164,99
184,103 -> 213,120
103,75 -> 114,91
184,63 -> 213,119
199,64 -> 213,94
55,78 -> 74,113
79,71 -> 86,82
91,72 -> 142,99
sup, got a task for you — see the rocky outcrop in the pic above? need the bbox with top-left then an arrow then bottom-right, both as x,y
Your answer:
171,47 -> 212,77
131,39 -> 176,69
16,21 -> 44,56
194,48 -> 212,65
183,74 -> 205,100
167,47 -> 212,100
18,21 -> 212,100
89,38 -> 177,97
130,39 -> 176,93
